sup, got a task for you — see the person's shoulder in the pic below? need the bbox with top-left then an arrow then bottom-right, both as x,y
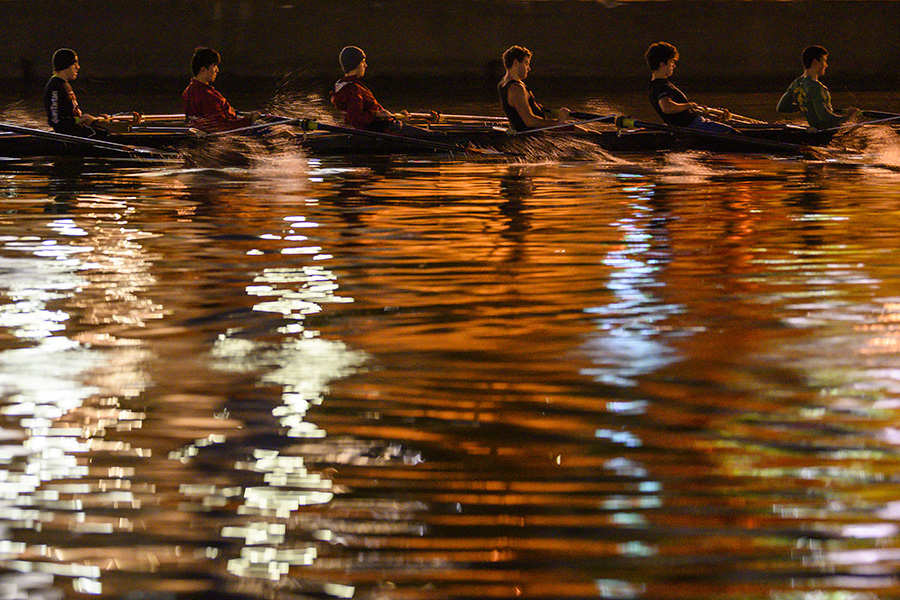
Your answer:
800,76 -> 827,94
183,79 -> 207,93
45,76 -> 67,90
505,80 -> 527,95
335,75 -> 364,90
333,77 -> 356,94
649,78 -> 672,96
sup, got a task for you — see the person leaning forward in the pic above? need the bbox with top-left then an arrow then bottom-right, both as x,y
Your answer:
777,45 -> 858,131
645,41 -> 739,135
44,48 -> 107,137
182,47 -> 259,132
497,46 -> 570,132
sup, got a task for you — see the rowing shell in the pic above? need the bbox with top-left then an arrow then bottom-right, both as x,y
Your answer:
0,120 -> 837,160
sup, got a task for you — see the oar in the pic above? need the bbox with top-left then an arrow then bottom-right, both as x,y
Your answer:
862,110 -> 900,120
568,111 -> 619,122
820,116 -> 897,133
515,112 -> 617,135
0,121 -> 173,157
302,120 -> 509,156
203,116 -> 304,137
105,113 -> 187,124
614,116 -> 826,157
702,107 -> 766,125
405,112 -> 508,124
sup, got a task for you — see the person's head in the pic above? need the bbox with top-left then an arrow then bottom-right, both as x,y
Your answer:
52,48 -> 79,80
339,46 -> 366,76
646,42 -> 679,74
502,46 -> 532,79
802,45 -> 828,72
192,47 -> 221,82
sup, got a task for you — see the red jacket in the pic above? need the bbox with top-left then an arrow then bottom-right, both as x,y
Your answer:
331,75 -> 385,129
181,79 -> 251,132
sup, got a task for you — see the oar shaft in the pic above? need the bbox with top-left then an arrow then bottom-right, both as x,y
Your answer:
819,112 -> 900,133
204,116 -> 301,137
106,113 -> 186,123
406,112 -> 508,123
0,122 -> 163,155
701,106 -> 765,125
863,110 -> 900,120
515,114 -> 616,135
568,112 -> 617,122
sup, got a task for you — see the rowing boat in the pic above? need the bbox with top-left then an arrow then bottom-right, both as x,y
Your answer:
0,128 -> 191,159
294,121 -> 835,156
0,117 -> 838,161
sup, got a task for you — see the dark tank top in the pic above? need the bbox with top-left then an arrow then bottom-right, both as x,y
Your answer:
498,79 -> 543,132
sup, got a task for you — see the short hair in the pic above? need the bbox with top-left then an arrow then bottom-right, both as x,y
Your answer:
645,42 -> 678,71
191,47 -> 220,76
801,45 -> 827,69
502,46 -> 532,69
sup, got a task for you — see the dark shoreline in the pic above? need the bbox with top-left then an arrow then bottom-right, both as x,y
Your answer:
3,0 -> 899,86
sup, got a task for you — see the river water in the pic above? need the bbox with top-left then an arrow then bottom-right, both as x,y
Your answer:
3,86 -> 900,600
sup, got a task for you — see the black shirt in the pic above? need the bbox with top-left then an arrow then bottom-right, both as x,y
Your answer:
649,78 -> 697,128
44,76 -> 84,135
498,79 -> 544,132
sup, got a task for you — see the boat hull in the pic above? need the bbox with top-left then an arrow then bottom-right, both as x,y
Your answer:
0,122 -> 835,160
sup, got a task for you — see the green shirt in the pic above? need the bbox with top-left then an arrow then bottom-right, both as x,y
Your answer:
776,75 -> 846,131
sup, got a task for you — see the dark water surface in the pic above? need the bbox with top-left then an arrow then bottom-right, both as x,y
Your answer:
3,90 -> 900,599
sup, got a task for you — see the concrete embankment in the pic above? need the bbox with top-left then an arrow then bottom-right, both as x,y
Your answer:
2,0 -> 897,89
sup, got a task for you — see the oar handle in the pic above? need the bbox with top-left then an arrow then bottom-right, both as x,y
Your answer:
701,106 -> 765,125
101,113 -> 188,125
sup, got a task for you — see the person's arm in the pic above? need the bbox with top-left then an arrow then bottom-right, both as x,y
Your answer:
508,82 -> 569,128
77,113 -> 106,124
658,95 -> 698,115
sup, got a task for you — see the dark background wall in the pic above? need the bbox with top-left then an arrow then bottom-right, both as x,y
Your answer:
2,0 -> 896,88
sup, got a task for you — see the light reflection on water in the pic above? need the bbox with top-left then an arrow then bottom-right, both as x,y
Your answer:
0,142 -> 899,600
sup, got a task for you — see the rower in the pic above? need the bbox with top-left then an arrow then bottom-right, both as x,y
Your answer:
182,47 -> 260,132
497,46 -> 570,132
44,48 -> 107,138
776,45 -> 859,131
330,46 -> 436,140
646,42 -> 739,135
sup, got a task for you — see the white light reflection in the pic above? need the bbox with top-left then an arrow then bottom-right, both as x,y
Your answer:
581,183 -> 683,590
580,185 -> 685,388
0,205 -> 156,598
204,250 -> 367,586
